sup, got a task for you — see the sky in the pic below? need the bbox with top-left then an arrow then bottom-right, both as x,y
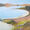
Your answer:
0,0 -> 29,19
9,0 -> 30,4
0,0 -> 30,4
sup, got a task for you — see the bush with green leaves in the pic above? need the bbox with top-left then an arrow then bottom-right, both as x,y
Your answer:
7,20 -> 16,25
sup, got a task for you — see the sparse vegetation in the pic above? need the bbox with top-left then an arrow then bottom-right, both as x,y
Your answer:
16,7 -> 26,10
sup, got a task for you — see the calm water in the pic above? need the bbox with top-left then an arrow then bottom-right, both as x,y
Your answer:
0,6 -> 29,19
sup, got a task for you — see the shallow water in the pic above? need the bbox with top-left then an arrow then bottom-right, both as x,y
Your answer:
0,7 -> 29,19
0,6 -> 29,19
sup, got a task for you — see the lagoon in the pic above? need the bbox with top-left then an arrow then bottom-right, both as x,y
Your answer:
0,6 -> 29,19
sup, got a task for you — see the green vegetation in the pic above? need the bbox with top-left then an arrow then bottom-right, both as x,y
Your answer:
17,7 -> 26,9
7,20 -> 16,25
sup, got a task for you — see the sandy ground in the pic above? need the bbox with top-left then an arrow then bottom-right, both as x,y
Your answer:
14,15 -> 30,23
